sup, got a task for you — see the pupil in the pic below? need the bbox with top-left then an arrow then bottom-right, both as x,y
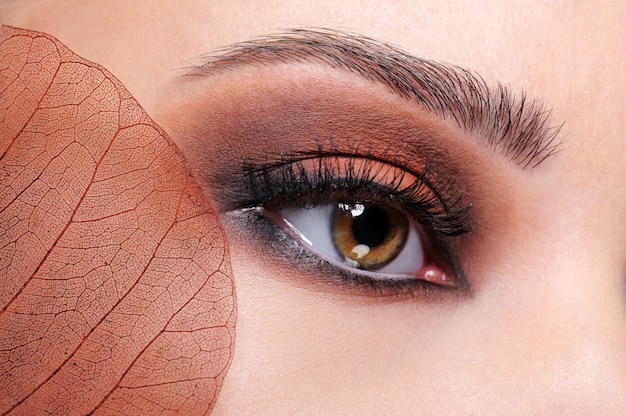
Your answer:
351,205 -> 389,247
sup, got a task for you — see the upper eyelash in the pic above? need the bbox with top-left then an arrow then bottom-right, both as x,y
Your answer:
240,149 -> 475,237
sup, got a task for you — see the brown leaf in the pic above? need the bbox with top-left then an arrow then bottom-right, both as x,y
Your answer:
0,26 -> 235,415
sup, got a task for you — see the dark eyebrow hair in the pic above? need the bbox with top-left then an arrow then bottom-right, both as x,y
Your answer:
188,29 -> 561,168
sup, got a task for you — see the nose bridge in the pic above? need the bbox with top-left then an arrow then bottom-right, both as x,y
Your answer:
465,210 -> 626,411
525,169 -> 626,347
511,253 -> 626,411
540,347 -> 626,414
440,257 -> 626,414
538,310 -> 626,412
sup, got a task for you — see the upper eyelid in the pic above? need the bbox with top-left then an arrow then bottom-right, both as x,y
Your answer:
244,153 -> 440,211
184,28 -> 562,169
240,154 -> 474,237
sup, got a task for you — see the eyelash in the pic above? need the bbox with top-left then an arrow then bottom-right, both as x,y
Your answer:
236,151 -> 475,296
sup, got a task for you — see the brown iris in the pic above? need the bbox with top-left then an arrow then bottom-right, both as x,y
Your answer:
331,203 -> 409,270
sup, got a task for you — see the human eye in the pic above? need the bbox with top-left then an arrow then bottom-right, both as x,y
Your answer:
163,29 -> 562,302
279,203 -> 426,277
232,152 -> 474,297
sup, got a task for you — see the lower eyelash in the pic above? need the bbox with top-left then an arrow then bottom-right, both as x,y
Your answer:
232,209 -> 466,299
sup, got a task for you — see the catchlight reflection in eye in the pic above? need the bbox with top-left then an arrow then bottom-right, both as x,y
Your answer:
332,203 -> 409,270
281,203 -> 433,280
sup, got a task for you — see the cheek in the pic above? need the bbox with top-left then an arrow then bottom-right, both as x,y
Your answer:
214,242 -> 457,412
211,239 -> 505,412
215,204 -> 626,414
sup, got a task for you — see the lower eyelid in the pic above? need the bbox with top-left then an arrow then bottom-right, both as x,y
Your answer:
226,208 -> 466,300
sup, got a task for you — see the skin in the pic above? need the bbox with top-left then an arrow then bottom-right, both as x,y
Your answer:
1,0 -> 626,414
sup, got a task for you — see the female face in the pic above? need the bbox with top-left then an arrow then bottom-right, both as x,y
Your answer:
1,1 -> 625,414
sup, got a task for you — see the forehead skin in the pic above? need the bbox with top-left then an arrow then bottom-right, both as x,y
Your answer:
2,1 -> 624,174
2,0 -> 626,414
2,1 -> 624,198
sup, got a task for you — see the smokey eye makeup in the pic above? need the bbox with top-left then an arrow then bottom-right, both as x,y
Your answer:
171,80 -> 495,299
173,71 -> 498,298
172,30 -> 558,298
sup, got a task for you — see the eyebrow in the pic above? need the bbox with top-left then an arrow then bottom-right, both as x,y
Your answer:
187,29 -> 561,168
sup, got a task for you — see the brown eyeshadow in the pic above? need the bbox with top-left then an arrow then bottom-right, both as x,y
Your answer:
165,66 -> 486,206
161,65 -> 524,288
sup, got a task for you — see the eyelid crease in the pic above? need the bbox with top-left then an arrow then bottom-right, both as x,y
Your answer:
186,28 -> 562,169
